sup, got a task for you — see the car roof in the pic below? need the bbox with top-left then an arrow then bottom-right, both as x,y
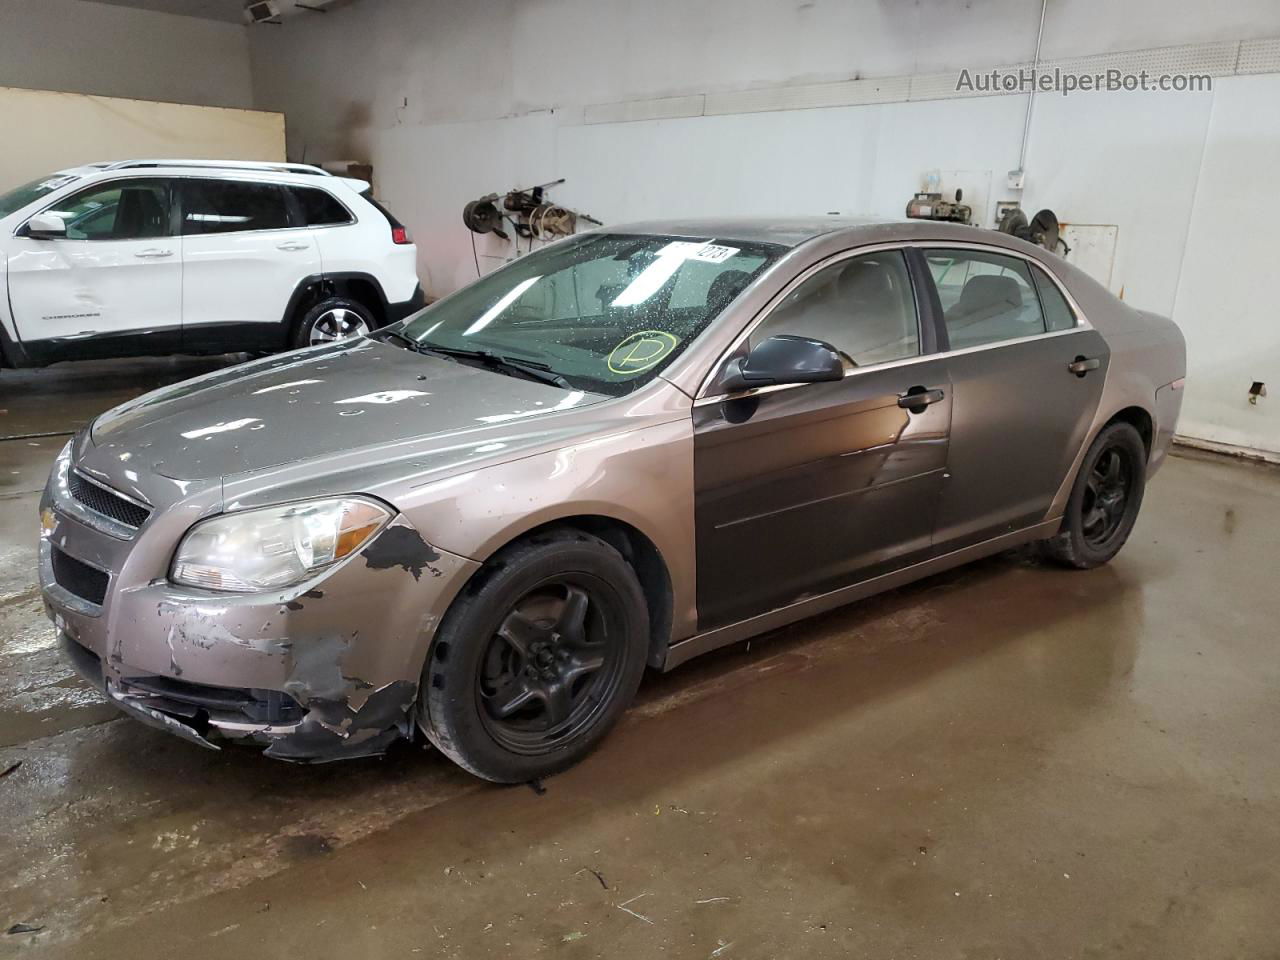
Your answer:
604,216 -> 1040,253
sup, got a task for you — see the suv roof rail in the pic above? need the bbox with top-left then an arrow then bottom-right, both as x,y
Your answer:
103,159 -> 333,177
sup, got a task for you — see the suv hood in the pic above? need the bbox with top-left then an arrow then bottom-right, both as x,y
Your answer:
90,339 -> 605,481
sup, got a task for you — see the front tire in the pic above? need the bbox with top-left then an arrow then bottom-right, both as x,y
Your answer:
293,296 -> 375,348
1040,421 -> 1147,569
419,529 -> 650,783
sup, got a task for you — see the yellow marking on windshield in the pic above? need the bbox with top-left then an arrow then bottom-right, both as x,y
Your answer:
607,330 -> 680,375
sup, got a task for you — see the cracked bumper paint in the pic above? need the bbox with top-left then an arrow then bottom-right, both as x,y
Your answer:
42,477 -> 479,762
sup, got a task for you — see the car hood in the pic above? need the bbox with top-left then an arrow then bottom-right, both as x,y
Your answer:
90,338 -> 607,481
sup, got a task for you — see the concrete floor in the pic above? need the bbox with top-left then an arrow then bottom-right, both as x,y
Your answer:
3,358 -> 1279,959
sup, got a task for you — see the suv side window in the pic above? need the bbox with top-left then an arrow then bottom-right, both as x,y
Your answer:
926,248 -> 1047,349
290,186 -> 353,226
180,179 -> 291,235
44,179 -> 171,241
749,250 -> 920,367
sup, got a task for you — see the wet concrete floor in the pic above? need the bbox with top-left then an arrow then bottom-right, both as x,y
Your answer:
2,358 -> 1279,958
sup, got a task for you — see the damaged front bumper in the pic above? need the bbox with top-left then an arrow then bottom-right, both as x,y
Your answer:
40,449 -> 479,762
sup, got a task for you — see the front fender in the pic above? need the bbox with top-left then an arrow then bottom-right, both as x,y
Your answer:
399,417 -> 698,644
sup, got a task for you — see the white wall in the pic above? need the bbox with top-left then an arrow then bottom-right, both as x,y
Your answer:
1170,74 -> 1280,454
0,0 -> 253,109
250,0 -> 1280,455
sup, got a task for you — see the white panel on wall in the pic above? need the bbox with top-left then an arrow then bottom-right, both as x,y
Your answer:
585,95 -> 705,125
1170,74 -> 1280,457
1060,224 -> 1119,290
703,77 -> 911,117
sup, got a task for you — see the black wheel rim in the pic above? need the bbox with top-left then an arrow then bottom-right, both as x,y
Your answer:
477,578 -> 624,755
1081,446 -> 1132,548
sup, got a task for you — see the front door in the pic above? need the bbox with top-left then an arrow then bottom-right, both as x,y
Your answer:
920,246 -> 1110,549
7,177 -> 182,356
694,249 -> 951,629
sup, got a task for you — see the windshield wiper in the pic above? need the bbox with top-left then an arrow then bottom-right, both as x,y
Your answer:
375,329 -> 428,353
421,344 -> 572,389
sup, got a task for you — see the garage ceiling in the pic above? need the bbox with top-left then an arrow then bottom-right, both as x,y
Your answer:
87,0 -> 354,22
87,0 -> 247,22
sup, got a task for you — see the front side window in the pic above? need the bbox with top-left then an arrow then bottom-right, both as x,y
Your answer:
750,250 -> 920,367
927,249 -> 1047,349
180,179 -> 291,235
0,173 -> 81,219
396,233 -> 783,396
43,179 -> 170,240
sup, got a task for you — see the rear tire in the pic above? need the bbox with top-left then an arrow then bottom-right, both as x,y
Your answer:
1040,421 -> 1147,569
419,529 -> 649,783
293,296 -> 375,348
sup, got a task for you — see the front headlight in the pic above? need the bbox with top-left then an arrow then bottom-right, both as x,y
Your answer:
171,497 -> 393,593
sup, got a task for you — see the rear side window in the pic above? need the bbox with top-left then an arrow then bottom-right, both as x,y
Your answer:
1032,267 -> 1077,332
180,179 -> 291,235
926,249 -> 1046,349
290,186 -> 352,226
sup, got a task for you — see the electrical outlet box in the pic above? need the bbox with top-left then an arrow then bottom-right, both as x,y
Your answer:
1007,168 -> 1026,191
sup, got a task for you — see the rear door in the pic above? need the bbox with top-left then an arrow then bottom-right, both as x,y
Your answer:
920,245 -> 1109,549
177,177 -> 322,350
694,248 -> 951,629
6,177 -> 181,351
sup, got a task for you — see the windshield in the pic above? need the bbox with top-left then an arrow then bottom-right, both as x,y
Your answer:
0,173 -> 81,219
396,233 -> 783,396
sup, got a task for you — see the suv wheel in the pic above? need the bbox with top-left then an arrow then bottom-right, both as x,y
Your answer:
419,529 -> 650,783
294,297 -> 375,348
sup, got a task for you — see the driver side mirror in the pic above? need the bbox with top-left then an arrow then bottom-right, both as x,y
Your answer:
717,334 -> 844,394
23,213 -> 67,240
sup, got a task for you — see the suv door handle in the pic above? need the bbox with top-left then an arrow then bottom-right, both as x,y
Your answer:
134,248 -> 173,259
1068,356 -> 1101,376
897,386 -> 945,412
277,241 -> 310,251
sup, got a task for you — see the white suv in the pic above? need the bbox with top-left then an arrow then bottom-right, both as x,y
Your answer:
0,159 -> 423,367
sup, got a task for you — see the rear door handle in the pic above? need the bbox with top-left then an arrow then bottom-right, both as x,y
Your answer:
897,386 -> 945,411
1068,356 -> 1101,376
134,248 -> 173,259
277,241 -> 310,251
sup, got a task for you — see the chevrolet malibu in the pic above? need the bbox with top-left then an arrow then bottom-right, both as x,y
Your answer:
41,218 -> 1185,782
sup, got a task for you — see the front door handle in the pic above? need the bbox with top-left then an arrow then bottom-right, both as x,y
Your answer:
897,386 -> 945,412
1068,356 -> 1101,376
134,248 -> 173,259
277,241 -> 310,251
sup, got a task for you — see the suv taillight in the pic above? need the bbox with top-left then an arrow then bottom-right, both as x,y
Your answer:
392,226 -> 411,245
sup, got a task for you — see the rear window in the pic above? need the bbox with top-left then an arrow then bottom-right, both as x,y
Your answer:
180,179 -> 291,235
291,186 -> 353,226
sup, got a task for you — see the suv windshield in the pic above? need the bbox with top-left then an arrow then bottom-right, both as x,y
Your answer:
396,233 -> 783,396
0,173 -> 81,219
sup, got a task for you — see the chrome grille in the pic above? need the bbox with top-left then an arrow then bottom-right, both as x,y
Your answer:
68,470 -> 151,529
